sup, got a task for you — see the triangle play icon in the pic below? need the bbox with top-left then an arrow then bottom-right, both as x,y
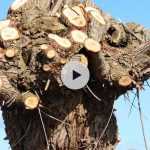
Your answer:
73,70 -> 81,80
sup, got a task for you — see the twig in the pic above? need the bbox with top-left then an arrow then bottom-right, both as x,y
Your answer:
93,105 -> 114,150
41,109 -> 70,126
135,41 -> 150,57
5,94 -> 17,108
123,92 -> 130,102
121,23 -> 143,42
126,92 -> 148,120
146,81 -> 150,88
136,88 -> 149,150
85,85 -> 102,102
11,120 -> 31,148
38,108 -> 50,150
44,79 -> 51,91
128,93 -> 137,117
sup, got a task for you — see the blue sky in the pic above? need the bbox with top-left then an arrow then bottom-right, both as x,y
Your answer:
0,0 -> 150,150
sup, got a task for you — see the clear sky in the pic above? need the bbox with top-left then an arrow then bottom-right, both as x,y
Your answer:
0,0 -> 150,150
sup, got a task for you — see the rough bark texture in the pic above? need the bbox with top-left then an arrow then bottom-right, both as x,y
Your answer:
0,0 -> 150,150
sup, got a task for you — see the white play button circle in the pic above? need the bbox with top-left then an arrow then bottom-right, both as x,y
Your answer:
61,62 -> 90,90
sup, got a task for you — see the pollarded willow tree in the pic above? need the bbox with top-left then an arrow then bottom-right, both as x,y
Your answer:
0,0 -> 149,150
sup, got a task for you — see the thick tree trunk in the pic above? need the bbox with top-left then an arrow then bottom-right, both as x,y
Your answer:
3,86 -> 119,150
0,0 -> 150,150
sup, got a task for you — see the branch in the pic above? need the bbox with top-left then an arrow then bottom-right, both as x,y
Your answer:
21,92 -> 39,109
0,73 -> 39,109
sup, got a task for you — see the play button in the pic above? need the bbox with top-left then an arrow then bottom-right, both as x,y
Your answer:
73,70 -> 81,80
61,62 -> 90,90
